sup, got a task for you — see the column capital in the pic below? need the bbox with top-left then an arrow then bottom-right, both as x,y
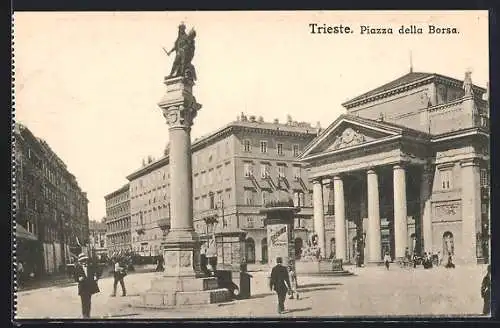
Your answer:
460,158 -> 481,168
333,175 -> 343,182
367,167 -> 378,175
393,163 -> 408,171
312,178 -> 323,185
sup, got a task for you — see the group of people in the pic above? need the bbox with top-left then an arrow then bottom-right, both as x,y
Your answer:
73,253 -> 128,318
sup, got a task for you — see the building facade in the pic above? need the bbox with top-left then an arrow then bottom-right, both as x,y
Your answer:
104,184 -> 131,256
300,71 -> 490,265
14,123 -> 90,275
89,219 -> 107,257
122,115 -> 319,261
127,159 -> 170,257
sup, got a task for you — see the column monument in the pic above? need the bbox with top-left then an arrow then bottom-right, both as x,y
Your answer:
139,23 -> 230,308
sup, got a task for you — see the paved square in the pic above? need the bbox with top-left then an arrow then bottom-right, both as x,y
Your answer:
15,264 -> 488,319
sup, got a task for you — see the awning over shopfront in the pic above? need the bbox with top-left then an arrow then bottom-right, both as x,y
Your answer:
16,225 -> 38,241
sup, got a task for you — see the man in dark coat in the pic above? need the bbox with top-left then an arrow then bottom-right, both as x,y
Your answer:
111,258 -> 127,297
481,265 -> 491,315
74,253 -> 100,318
269,257 -> 291,314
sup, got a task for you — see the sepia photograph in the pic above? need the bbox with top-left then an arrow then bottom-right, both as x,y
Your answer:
12,10 -> 490,320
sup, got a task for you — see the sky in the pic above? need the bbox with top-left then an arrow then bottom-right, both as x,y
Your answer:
13,11 -> 489,222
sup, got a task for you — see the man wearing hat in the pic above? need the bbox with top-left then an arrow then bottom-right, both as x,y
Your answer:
74,253 -> 100,318
269,257 -> 292,314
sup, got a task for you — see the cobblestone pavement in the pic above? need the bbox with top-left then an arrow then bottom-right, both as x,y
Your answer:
15,264 -> 488,319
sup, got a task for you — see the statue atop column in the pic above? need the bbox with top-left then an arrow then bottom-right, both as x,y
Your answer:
163,22 -> 197,81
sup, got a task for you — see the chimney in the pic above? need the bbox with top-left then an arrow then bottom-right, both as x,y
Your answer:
273,118 -> 279,124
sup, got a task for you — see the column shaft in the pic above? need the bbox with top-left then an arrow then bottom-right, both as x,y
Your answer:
169,127 -> 194,231
367,169 -> 382,263
312,179 -> 326,258
420,166 -> 433,254
460,159 -> 481,263
333,176 -> 346,261
393,165 -> 408,260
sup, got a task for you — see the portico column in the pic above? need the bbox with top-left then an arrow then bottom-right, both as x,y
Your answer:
460,158 -> 481,264
393,164 -> 408,260
420,165 -> 433,255
367,169 -> 382,263
333,176 -> 346,261
312,179 -> 326,258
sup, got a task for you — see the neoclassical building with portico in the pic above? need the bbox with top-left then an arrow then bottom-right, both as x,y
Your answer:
300,70 -> 490,265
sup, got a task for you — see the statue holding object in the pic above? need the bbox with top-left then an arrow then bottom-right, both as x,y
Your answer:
163,22 -> 197,81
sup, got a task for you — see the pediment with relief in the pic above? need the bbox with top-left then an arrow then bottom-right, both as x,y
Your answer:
328,127 -> 373,151
303,118 -> 400,158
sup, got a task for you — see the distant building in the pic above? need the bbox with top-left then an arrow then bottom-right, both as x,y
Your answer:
300,70 -> 490,265
14,123 -> 90,275
89,219 -> 107,257
122,116 -> 319,262
104,184 -> 131,256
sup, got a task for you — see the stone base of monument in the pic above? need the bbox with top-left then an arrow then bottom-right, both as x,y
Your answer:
136,276 -> 231,308
295,259 -> 354,277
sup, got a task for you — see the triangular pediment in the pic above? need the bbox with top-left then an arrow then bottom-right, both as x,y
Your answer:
300,115 -> 402,159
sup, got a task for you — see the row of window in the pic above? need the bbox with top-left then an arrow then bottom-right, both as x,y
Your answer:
133,206 -> 171,226
243,190 -> 309,206
25,147 -> 83,198
106,203 -> 130,219
107,192 -> 130,206
107,233 -> 131,245
194,189 -> 232,212
438,167 -> 489,191
193,162 -> 232,190
107,218 -> 131,232
243,140 -> 301,157
192,140 -> 232,167
244,162 -> 302,180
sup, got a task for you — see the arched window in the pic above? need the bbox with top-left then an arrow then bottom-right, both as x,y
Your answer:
245,238 -> 255,264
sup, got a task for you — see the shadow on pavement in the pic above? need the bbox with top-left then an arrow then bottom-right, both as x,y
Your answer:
285,307 -> 313,314
298,286 -> 339,293
298,282 -> 343,289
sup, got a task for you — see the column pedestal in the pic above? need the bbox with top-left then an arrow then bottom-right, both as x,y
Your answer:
138,76 -> 230,308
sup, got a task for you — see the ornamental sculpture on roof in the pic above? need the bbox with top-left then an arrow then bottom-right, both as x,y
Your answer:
163,22 -> 197,81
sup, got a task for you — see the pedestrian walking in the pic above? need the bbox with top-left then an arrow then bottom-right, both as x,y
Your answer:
383,252 -> 391,270
481,265 -> 491,315
288,265 -> 299,300
269,257 -> 292,314
74,253 -> 100,319
17,261 -> 25,286
111,258 -> 127,297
